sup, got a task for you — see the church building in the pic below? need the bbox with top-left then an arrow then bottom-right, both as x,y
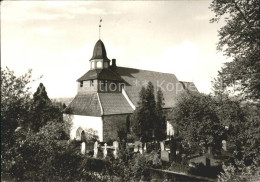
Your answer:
64,39 -> 198,142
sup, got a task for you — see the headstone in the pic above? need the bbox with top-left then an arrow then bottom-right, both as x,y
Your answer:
93,141 -> 98,158
222,140 -> 227,151
208,146 -> 212,155
161,150 -> 169,162
143,143 -> 147,153
113,141 -> 119,149
113,149 -> 118,159
160,141 -> 165,151
103,143 -> 107,158
113,141 -> 119,159
81,142 -> 86,155
134,141 -> 142,153
140,147 -> 143,154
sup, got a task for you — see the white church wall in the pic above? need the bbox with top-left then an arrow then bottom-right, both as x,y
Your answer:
63,114 -> 103,142
167,121 -> 174,136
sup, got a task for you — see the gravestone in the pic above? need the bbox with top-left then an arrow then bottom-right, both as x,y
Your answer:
161,150 -> 170,162
140,147 -> 143,154
103,143 -> 107,158
134,141 -> 142,153
143,143 -> 147,153
208,146 -> 212,155
93,141 -> 98,158
113,141 -> 119,149
222,140 -> 227,151
160,141 -> 165,151
113,141 -> 119,159
81,142 -> 86,155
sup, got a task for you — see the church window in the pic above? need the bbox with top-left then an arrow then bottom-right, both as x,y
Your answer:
80,81 -> 83,87
110,82 -> 116,91
90,80 -> 94,86
81,131 -> 86,142
103,80 -> 107,87
91,61 -> 95,69
97,61 -> 102,68
76,127 -> 84,140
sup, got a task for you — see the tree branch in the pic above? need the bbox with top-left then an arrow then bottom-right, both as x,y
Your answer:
232,0 -> 253,30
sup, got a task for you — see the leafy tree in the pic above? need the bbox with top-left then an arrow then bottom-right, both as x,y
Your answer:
7,121 -> 70,181
132,86 -> 151,142
145,82 -> 157,139
105,148 -> 155,181
170,92 -> 225,154
171,90 -> 260,179
29,83 -> 63,131
218,159 -> 260,181
1,67 -> 33,156
154,87 -> 166,141
230,103 -> 260,165
132,82 -> 165,142
210,0 -> 260,102
1,68 -> 73,181
212,94 -> 259,166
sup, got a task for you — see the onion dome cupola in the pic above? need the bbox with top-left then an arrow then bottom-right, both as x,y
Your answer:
89,40 -> 111,69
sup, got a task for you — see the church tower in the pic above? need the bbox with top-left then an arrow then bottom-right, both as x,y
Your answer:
89,40 -> 110,69
77,40 -> 123,94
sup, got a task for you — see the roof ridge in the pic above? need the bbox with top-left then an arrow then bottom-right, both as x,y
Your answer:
117,66 -> 177,75
96,93 -> 104,115
179,81 -> 195,84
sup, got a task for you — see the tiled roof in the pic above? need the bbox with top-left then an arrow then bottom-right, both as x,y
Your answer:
67,67 -> 199,116
90,40 -> 110,61
65,94 -> 101,116
113,67 -> 187,108
179,81 -> 198,93
98,93 -> 134,115
77,69 -> 123,82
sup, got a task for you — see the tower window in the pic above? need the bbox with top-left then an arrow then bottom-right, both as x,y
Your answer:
97,61 -> 102,68
90,80 -> 94,86
91,61 -> 95,69
103,80 -> 107,87
80,81 -> 83,87
110,82 -> 116,91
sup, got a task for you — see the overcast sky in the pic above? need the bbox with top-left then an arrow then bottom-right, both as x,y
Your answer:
2,1 -> 229,98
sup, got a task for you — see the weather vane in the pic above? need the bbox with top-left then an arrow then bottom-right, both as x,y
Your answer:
99,18 -> 102,40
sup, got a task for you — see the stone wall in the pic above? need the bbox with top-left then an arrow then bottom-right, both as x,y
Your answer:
103,114 -> 130,141
63,114 -> 103,141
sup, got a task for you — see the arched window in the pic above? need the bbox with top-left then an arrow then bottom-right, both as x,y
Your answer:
96,61 -> 102,68
76,127 -> 84,140
81,131 -> 86,142
91,61 -> 95,69
126,115 -> 130,133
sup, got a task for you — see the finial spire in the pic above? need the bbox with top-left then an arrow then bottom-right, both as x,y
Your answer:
99,18 -> 102,40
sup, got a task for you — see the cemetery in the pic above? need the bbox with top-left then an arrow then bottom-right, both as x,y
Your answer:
2,1 -> 259,181
75,131 -> 230,181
